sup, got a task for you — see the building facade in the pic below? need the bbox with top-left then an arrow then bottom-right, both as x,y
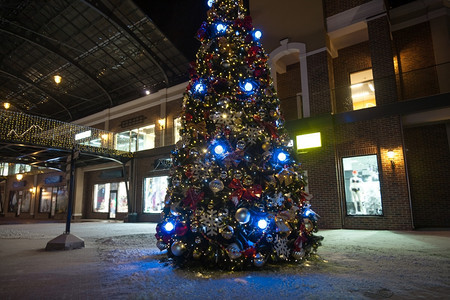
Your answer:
1,0 -> 449,229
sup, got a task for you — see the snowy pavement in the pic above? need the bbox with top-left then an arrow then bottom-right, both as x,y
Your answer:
0,221 -> 449,299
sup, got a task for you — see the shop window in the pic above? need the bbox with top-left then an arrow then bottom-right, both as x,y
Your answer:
93,182 -> 128,216
143,176 -> 168,213
0,163 -> 8,176
342,155 -> 383,216
39,186 -> 68,216
174,117 -> 182,144
14,164 -> 31,174
115,125 -> 155,152
350,69 -> 376,110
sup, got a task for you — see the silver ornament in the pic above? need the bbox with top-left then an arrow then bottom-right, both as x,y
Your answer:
234,170 -> 243,180
220,170 -> 228,179
189,147 -> 200,156
171,241 -> 186,256
195,236 -> 202,244
235,207 -> 251,224
292,249 -> 305,260
266,234 -> 274,243
156,240 -> 168,251
226,243 -> 242,259
236,140 -> 246,150
209,179 -> 224,193
220,225 -> 234,239
253,253 -> 265,267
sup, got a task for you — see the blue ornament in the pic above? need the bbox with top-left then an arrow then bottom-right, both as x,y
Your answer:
207,0 -> 215,7
193,82 -> 207,95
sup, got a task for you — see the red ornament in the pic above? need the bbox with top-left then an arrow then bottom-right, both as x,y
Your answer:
243,247 -> 256,258
243,16 -> 253,30
175,223 -> 189,236
185,113 -> 193,122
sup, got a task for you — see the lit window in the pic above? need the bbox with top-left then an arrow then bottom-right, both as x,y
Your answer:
115,124 -> 155,152
143,176 -> 168,213
174,117 -> 182,144
350,69 -> 376,110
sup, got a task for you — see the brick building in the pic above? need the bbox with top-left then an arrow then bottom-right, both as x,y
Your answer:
2,0 -> 449,229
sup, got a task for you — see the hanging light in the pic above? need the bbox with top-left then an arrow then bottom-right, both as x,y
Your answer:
54,75 -> 62,84
3,102 -> 10,109
16,174 -> 23,181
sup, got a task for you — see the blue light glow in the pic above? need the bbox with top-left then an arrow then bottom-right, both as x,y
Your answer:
257,219 -> 268,229
244,82 -> 253,92
277,151 -> 288,162
194,82 -> 206,94
163,221 -> 175,232
303,209 -> 312,217
253,30 -> 262,40
214,145 -> 225,155
216,23 -> 227,34
207,0 -> 215,7
239,79 -> 258,95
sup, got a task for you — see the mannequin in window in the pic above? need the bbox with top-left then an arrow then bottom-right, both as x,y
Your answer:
349,170 -> 365,214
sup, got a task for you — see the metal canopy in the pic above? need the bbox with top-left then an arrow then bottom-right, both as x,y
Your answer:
0,0 -> 190,122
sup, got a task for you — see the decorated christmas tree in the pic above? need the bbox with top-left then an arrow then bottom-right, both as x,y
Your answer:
155,0 -> 322,269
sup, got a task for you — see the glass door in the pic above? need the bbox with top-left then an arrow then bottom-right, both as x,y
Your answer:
109,190 -> 117,219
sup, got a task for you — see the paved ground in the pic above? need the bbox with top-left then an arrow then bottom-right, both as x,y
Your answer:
0,220 -> 449,299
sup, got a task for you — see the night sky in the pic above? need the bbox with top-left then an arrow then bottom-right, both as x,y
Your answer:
133,0 -> 250,62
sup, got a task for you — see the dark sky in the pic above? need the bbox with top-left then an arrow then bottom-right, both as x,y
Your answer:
133,0 -> 250,62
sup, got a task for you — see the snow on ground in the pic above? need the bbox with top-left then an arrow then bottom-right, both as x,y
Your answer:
1,222 -> 449,299
96,229 -> 450,299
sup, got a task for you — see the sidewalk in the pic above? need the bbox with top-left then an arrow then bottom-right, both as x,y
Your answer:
1,222 -> 449,299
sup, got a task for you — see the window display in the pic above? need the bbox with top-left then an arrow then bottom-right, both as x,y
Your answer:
143,176 -> 168,213
39,186 -> 68,214
93,182 -> 128,216
342,155 -> 383,216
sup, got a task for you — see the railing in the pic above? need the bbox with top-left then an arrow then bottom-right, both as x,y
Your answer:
329,62 -> 450,114
0,109 -> 132,160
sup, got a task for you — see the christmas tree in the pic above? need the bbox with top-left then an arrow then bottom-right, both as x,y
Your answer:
155,0 -> 322,269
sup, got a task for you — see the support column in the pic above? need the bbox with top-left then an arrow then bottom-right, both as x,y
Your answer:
367,15 -> 398,105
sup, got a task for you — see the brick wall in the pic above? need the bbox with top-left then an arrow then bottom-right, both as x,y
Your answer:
393,22 -> 440,100
277,63 -> 301,121
297,126 -> 342,229
335,115 -> 413,230
323,0 -> 372,18
333,42 -> 372,113
404,124 -> 450,228
307,51 -> 333,116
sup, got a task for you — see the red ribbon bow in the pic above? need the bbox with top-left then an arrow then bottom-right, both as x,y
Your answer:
228,179 -> 262,202
182,188 -> 204,209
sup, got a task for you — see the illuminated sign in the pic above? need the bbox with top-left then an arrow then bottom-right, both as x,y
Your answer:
75,130 -> 91,140
296,132 -> 322,150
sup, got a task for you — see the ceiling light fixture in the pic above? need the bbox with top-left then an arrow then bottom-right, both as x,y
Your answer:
54,75 -> 62,84
3,102 -> 10,109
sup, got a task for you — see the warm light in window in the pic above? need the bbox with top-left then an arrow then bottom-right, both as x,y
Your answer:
296,132 -> 322,150
101,134 -> 109,140
54,75 -> 62,84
